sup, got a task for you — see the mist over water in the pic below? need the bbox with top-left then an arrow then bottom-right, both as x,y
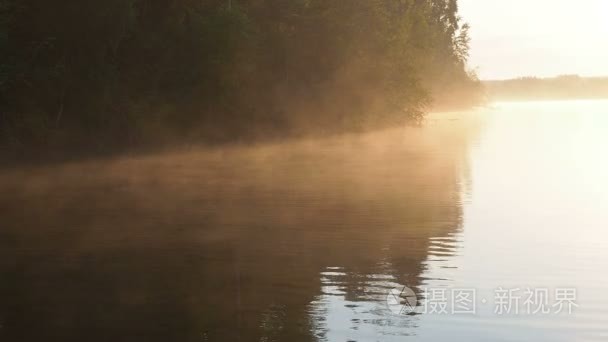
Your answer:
2,100 -> 608,341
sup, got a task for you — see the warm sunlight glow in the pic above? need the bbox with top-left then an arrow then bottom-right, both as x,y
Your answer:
3,2 -> 608,341
460,0 -> 608,79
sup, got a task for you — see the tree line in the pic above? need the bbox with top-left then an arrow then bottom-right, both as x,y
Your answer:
0,0 -> 480,158
485,75 -> 608,101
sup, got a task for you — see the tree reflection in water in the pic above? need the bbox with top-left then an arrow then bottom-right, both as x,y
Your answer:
0,113 -> 477,341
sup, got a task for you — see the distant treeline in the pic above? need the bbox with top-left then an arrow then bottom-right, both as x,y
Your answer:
0,0 -> 480,158
485,75 -> 608,101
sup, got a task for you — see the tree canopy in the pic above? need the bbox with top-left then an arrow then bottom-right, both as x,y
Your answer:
0,0 -> 480,158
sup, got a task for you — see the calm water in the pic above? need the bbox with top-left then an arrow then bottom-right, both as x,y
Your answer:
1,100 -> 608,341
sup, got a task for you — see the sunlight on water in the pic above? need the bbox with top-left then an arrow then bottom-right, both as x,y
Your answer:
1,100 -> 608,341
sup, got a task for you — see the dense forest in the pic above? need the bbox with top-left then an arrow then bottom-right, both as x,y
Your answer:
0,0 -> 480,159
485,75 -> 608,101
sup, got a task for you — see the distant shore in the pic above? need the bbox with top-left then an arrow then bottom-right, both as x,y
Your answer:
483,75 -> 608,101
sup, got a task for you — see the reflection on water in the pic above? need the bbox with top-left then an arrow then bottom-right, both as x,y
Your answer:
1,100 -> 608,341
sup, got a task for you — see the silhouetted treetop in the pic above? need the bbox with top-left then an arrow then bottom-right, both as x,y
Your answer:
0,0 -> 480,158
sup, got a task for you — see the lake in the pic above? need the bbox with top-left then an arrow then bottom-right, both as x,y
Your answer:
1,100 -> 607,341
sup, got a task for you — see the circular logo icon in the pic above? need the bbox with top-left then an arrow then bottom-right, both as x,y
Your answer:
386,286 -> 418,315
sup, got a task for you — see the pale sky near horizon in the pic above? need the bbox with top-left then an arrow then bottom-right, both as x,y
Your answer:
458,0 -> 608,80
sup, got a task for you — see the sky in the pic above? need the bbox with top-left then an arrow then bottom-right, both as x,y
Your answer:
458,0 -> 608,80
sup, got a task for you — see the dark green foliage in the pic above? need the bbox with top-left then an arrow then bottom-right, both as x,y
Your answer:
0,0 -> 480,158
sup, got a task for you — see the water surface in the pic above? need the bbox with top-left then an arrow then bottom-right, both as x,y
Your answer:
1,100 -> 607,341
